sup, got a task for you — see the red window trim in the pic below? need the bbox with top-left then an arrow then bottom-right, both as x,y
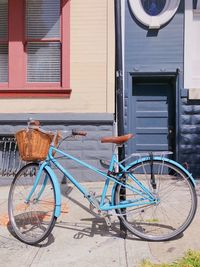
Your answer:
0,0 -> 70,98
0,88 -> 71,98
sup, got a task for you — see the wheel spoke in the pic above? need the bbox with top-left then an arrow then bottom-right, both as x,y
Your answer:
114,159 -> 197,241
8,163 -> 56,245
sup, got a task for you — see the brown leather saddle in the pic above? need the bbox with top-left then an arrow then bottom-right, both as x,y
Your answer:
101,133 -> 134,145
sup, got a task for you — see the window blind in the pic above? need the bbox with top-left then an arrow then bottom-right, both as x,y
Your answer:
27,42 -> 60,82
0,44 -> 8,82
0,0 -> 8,39
26,0 -> 60,39
26,0 -> 61,83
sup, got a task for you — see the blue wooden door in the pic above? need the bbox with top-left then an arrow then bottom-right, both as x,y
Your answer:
129,76 -> 175,155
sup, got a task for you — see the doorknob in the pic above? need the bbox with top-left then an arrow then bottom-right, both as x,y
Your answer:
168,126 -> 174,135
168,127 -> 175,152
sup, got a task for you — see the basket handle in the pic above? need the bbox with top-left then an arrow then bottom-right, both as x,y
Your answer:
28,119 -> 40,128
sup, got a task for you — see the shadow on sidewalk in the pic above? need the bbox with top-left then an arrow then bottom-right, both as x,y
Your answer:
56,191 -> 147,242
59,186 -> 185,243
6,220 -> 56,248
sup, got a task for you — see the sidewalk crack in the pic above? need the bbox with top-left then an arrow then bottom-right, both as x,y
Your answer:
28,247 -> 41,267
147,241 -> 158,263
124,239 -> 129,267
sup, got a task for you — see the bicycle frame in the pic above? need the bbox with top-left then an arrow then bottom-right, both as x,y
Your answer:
25,144 -> 158,219
25,141 -> 197,221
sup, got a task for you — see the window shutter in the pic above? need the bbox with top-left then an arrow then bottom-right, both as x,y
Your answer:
0,0 -> 8,39
27,42 -> 60,82
0,44 -> 8,82
26,0 -> 60,39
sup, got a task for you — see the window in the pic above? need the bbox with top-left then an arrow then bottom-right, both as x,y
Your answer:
141,0 -> 166,16
0,0 -> 70,97
0,0 -> 8,83
26,0 -> 61,83
129,0 -> 181,29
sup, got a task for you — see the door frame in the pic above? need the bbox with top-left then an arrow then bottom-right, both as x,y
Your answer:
126,71 -> 180,160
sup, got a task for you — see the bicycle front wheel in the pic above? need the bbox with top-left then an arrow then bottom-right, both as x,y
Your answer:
114,159 -> 197,241
8,163 -> 57,245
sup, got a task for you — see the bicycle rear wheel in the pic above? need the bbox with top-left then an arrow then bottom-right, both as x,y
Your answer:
8,163 -> 57,245
114,159 -> 197,241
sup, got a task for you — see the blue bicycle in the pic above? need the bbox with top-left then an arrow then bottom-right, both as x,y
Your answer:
8,122 -> 197,245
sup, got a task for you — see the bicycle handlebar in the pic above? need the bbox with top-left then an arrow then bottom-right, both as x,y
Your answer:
72,130 -> 87,136
28,119 -> 40,127
27,119 -> 87,138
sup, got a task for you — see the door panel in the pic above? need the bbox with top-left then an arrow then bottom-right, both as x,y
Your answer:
130,76 -> 176,155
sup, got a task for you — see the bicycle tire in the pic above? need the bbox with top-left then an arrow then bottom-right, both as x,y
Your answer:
114,159 -> 197,241
8,163 -> 57,245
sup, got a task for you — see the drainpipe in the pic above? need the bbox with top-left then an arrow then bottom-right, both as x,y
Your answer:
115,0 -> 124,158
115,0 -> 127,238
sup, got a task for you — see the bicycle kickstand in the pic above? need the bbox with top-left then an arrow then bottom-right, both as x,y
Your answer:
149,152 -> 156,190
104,216 -> 112,227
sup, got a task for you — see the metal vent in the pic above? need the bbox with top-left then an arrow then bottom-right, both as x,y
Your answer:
0,136 -> 23,177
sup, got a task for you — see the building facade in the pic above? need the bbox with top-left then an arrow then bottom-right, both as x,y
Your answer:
0,0 -> 115,181
123,0 -> 200,176
2,0 -> 200,179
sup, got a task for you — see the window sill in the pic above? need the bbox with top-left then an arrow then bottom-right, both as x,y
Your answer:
0,88 -> 72,98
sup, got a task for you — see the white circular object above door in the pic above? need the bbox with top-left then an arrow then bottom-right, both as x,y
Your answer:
128,0 -> 181,29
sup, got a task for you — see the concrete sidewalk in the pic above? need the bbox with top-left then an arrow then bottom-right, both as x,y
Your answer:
0,180 -> 200,267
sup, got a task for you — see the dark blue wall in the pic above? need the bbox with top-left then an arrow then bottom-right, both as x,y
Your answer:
179,99 -> 200,177
124,0 -> 184,151
124,1 -> 184,73
124,1 -> 200,177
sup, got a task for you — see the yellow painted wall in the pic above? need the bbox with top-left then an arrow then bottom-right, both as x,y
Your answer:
0,0 -> 115,113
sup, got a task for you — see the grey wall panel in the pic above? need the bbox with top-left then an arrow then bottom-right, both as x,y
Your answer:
0,113 -> 114,183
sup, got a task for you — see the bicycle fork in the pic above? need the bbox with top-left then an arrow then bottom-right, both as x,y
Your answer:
25,165 -> 45,204
25,163 -> 62,218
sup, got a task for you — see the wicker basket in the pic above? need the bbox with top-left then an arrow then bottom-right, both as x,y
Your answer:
15,128 -> 56,161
